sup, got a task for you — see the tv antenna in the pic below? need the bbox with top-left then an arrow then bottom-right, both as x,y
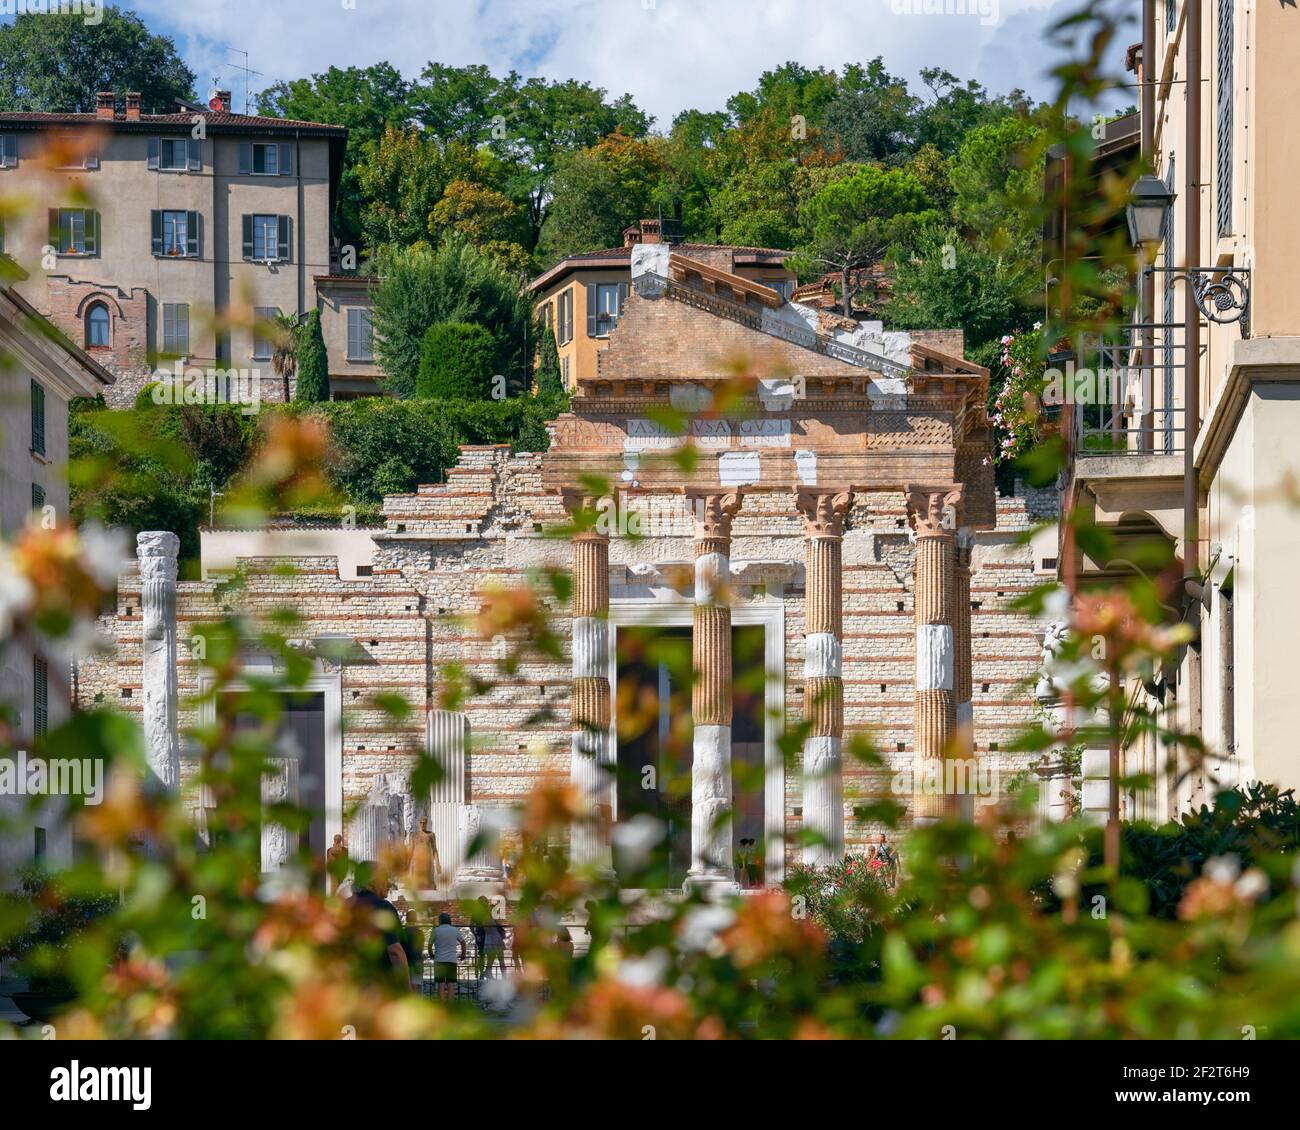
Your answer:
221,46 -> 264,114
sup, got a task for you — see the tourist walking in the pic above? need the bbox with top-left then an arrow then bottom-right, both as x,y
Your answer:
428,912 -> 466,1003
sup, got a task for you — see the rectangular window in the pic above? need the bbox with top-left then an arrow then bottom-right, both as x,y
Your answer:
243,214 -> 290,262
561,355 -> 570,386
1219,575 -> 1235,755
763,277 -> 794,301
31,482 -> 45,512
34,827 -> 46,860
0,133 -> 17,168
153,209 -> 199,257
163,303 -> 190,356
252,306 -> 279,361
30,379 -> 45,456
33,655 -> 48,738
50,208 -> 98,256
557,288 -> 574,345
347,306 -> 374,362
1166,0 -> 1176,34
586,282 -> 628,338
55,132 -> 99,170
1215,0 -> 1234,237
239,141 -> 294,177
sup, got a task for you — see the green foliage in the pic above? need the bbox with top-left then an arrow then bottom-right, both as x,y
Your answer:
371,236 -> 532,399
533,325 -> 563,396
0,6 -> 195,114
539,130 -> 665,264
792,165 -> 936,316
416,322 -> 496,401
293,310 -> 330,403
1115,784 -> 1300,920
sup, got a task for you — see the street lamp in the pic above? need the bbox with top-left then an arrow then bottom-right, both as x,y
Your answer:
1126,174 -> 1174,249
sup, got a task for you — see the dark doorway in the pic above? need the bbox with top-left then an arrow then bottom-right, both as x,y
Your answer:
613,624 -> 766,888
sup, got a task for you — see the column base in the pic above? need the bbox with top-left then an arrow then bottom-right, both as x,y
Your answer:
682,870 -> 740,898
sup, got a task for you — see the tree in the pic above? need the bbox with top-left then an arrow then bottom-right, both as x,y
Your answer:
416,322 -> 496,401
294,310 -> 330,403
257,63 -> 413,246
539,131 -> 665,264
371,236 -> 532,399
534,325 -> 563,397
0,7 -> 194,113
792,165 -> 936,317
821,58 -> 919,166
268,312 -> 300,404
428,180 -> 530,273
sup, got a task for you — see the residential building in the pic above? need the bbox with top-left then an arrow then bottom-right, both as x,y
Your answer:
527,218 -> 795,389
314,274 -> 380,399
0,258 -> 114,874
0,90 -> 346,406
1055,0 -> 1300,821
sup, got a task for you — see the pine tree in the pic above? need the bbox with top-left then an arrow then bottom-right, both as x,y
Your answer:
534,325 -> 563,396
294,309 -> 330,403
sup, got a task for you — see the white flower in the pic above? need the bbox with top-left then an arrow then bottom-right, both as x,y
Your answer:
1204,855 -> 1242,885
611,814 -> 666,872
78,522 -> 131,589
615,949 -> 670,988
0,549 -> 35,638
1234,868 -> 1269,902
678,905 -> 735,955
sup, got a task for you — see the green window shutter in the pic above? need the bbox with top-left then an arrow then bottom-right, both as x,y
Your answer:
147,137 -> 160,170
586,284 -> 598,337
187,138 -> 201,171
186,211 -> 199,257
31,379 -> 45,455
239,142 -> 252,175
151,210 -> 163,255
48,208 -> 59,250
242,214 -> 254,259
31,482 -> 45,512
33,656 -> 47,738
278,143 -> 293,176
277,215 -> 291,261
84,210 -> 98,256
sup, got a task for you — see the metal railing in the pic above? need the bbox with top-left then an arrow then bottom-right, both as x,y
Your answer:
1071,321 -> 1187,456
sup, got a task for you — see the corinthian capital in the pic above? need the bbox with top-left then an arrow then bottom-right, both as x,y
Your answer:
684,490 -> 743,542
794,488 -> 854,538
905,484 -> 963,538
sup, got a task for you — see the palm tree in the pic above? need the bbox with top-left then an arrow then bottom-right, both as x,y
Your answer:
270,312 -> 300,403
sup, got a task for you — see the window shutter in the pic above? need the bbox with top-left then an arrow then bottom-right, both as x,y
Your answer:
239,142 -> 252,175
84,138 -> 99,170
279,143 -> 293,176
586,284 -> 598,337
617,282 -> 628,315
32,483 -> 45,512
1215,0 -> 1234,237
83,211 -> 98,256
31,380 -> 45,455
1,133 -> 15,167
151,210 -> 163,256
48,208 -> 59,249
187,137 -> 201,172
242,214 -> 254,259
34,656 -> 47,738
277,215 -> 291,261
147,137 -> 160,170
186,211 -> 199,257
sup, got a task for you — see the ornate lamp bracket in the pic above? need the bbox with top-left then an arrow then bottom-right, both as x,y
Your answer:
1145,265 -> 1251,338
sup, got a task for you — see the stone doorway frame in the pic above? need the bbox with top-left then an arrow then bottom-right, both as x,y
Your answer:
196,661 -> 344,868
606,596 -> 787,885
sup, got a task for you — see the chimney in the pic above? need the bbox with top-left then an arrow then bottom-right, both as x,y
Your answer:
639,218 -> 661,245
95,91 -> 116,120
125,92 -> 141,120
623,225 -> 642,249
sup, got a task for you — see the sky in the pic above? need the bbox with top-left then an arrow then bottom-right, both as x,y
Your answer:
118,0 -> 1135,124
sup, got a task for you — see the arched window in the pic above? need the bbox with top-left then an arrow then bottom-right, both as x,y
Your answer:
85,302 -> 110,348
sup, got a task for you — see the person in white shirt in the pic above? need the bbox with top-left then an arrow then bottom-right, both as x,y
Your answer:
428,912 -> 466,1002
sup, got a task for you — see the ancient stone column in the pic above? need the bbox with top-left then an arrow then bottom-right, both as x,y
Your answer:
428,709 -> 468,886
795,488 -> 853,866
684,490 -> 743,891
953,527 -> 975,818
565,492 -> 614,876
138,531 -> 180,791
260,756 -> 299,872
906,486 -> 963,823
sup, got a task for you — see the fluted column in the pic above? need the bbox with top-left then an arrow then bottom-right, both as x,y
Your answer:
795,488 -> 852,866
565,491 -> 614,876
907,486 -> 963,823
684,490 -> 743,891
138,531 -> 180,791
261,756 -> 299,872
953,527 -> 975,818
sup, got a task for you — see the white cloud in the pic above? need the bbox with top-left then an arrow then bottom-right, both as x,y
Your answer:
133,0 -> 1130,123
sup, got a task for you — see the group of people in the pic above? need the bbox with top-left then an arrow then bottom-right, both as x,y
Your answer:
348,864 -> 520,1000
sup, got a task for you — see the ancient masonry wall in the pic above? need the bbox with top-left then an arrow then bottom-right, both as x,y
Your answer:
77,444 -> 1053,861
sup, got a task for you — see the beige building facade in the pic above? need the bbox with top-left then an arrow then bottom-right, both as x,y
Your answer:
0,91 -> 345,406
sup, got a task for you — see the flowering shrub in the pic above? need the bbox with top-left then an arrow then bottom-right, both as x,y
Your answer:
991,324 -> 1046,465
